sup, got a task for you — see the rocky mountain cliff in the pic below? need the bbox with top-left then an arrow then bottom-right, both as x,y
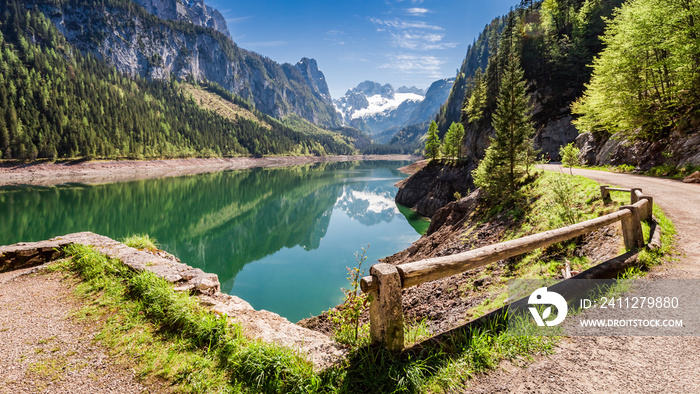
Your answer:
31,0 -> 342,127
335,79 -> 453,142
293,58 -> 332,102
133,0 -> 230,37
395,160 -> 475,218
576,130 -> 700,170
406,78 -> 454,126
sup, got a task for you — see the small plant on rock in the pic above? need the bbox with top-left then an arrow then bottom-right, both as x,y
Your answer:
328,246 -> 372,346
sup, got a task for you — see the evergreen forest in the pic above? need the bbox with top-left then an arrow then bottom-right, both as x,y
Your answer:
0,0 -> 357,161
431,0 -> 700,148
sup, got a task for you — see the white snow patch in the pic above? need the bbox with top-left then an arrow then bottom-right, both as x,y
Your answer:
350,93 -> 424,120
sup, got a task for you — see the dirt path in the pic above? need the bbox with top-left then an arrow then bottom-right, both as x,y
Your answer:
466,165 -> 700,393
0,155 -> 418,187
0,266 -> 162,393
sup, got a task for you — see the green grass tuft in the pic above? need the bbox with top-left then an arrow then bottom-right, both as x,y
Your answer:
121,234 -> 159,251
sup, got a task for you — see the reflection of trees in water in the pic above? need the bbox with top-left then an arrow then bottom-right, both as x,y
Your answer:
0,161 -> 410,290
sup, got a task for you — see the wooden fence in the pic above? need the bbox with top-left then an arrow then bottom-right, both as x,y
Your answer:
360,186 -> 654,351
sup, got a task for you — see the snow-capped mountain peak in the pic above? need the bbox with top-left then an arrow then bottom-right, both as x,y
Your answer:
349,92 -> 424,120
334,81 -> 425,135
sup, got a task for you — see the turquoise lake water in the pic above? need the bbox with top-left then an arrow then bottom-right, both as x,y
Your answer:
0,160 -> 428,322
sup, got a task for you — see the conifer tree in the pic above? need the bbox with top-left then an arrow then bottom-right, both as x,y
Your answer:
442,122 -> 465,162
473,54 -> 535,198
462,68 -> 487,124
424,121 -> 440,160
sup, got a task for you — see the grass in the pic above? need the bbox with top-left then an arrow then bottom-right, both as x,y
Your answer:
28,355 -> 70,381
121,234 -> 159,251
60,244 -> 322,393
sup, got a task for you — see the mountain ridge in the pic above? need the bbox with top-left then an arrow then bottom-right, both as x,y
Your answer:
335,79 -> 453,142
29,0 -> 343,128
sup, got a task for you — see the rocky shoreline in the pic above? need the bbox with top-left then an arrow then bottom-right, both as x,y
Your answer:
0,232 -> 346,369
0,155 -> 420,187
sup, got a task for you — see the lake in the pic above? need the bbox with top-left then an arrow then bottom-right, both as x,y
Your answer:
0,160 -> 428,322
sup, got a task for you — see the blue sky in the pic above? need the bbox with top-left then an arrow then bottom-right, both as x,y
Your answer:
206,0 -> 517,99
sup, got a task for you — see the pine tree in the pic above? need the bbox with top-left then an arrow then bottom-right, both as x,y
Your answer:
462,68 -> 487,125
473,54 -> 535,198
424,121 -> 440,160
442,122 -> 465,162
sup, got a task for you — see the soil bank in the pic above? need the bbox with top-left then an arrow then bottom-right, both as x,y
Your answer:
0,155 -> 420,187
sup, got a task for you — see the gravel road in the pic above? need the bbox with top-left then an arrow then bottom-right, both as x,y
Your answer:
466,165 -> 700,393
0,266 -> 161,393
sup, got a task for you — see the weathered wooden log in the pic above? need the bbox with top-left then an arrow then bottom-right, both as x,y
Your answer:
606,187 -> 633,192
394,209 -> 630,289
402,250 -> 640,356
600,185 -> 611,202
631,188 -> 643,204
639,195 -> 653,221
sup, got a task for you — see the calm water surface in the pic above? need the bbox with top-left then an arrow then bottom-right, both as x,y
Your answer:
0,161 -> 428,322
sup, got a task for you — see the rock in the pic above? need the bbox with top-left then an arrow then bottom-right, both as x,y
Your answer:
395,160 -> 476,218
426,190 -> 480,235
683,171 -> 700,183
534,115 -> 580,159
133,0 -> 231,38
576,132 -> 610,165
194,274 -> 220,293
428,311 -> 443,320
570,128 -> 700,169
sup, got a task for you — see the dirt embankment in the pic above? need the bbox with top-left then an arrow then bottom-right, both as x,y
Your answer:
0,155 -> 420,187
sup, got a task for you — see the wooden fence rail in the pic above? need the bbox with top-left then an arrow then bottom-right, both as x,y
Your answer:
361,186 -> 654,350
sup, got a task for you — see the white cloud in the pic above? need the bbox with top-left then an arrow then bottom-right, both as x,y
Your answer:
405,7 -> 429,16
390,31 -> 457,50
379,54 -> 444,77
369,16 -> 456,52
370,18 -> 443,31
226,16 -> 252,23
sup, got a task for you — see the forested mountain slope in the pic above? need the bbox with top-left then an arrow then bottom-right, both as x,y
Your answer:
434,0 -> 626,158
25,0 -> 342,127
0,0 -> 356,160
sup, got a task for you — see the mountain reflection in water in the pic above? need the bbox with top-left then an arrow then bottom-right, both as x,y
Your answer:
0,160 -> 429,321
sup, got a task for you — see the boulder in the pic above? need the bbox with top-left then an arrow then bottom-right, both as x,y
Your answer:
683,171 -> 700,183
395,160 -> 476,218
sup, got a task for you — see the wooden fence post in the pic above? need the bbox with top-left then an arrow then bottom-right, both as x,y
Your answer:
369,263 -> 404,351
600,185 -> 610,202
640,196 -> 653,221
620,205 -> 644,249
631,188 -> 642,204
